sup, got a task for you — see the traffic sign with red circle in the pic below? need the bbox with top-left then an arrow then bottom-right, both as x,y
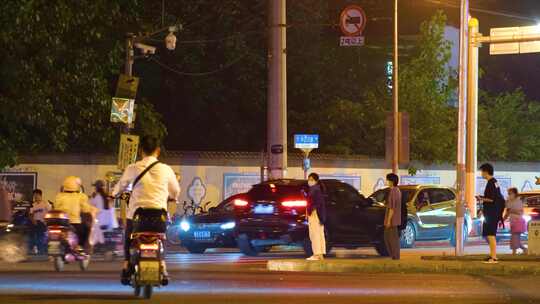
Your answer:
340,5 -> 367,37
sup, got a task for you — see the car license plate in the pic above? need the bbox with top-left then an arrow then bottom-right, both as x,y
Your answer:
139,261 -> 160,282
48,241 -> 61,254
254,204 -> 274,214
193,230 -> 211,239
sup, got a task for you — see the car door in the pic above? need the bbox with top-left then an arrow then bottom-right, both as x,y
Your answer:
323,182 -> 363,243
412,189 -> 439,239
424,188 -> 455,238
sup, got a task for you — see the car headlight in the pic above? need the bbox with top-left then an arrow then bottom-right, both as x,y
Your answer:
220,222 -> 236,230
180,220 -> 190,232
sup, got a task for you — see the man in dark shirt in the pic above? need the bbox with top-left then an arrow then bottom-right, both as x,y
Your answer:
384,173 -> 402,260
477,163 -> 505,264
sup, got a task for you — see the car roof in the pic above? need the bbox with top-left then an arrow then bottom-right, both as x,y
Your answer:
257,178 -> 343,187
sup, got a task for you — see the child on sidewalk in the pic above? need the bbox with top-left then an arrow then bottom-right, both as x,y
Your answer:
505,188 -> 528,255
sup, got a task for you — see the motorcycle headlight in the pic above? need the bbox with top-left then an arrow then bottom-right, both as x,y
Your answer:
180,220 -> 190,232
220,222 -> 236,230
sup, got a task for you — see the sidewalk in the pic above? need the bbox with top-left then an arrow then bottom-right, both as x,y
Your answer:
267,245 -> 540,276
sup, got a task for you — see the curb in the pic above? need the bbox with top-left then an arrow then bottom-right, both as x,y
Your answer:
267,258 -> 540,276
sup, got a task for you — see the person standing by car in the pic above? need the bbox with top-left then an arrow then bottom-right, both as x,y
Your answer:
476,163 -> 505,264
384,173 -> 401,260
306,173 -> 326,261
505,187 -> 527,255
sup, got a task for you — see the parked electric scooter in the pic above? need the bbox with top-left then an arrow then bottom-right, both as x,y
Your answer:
129,208 -> 168,299
45,210 -> 90,271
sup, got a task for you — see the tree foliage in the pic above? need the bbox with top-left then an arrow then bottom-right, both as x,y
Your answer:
398,11 -> 457,163
0,0 -> 165,168
1,2 -> 538,169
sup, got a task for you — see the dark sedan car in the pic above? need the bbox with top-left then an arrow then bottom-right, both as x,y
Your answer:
178,194 -> 245,254
369,185 -> 472,248
234,179 -> 388,256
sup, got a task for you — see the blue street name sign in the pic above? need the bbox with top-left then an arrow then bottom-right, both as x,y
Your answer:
294,134 -> 319,149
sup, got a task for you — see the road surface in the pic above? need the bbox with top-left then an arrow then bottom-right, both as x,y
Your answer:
0,245 -> 537,304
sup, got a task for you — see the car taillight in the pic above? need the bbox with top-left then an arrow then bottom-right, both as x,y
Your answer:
48,229 -> 62,234
234,199 -> 249,207
140,243 -> 159,250
281,200 -> 307,208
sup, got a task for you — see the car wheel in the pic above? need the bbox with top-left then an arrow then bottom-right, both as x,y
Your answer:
400,221 -> 416,248
450,224 -> 469,247
184,243 -> 207,254
237,234 -> 259,257
374,241 -> 389,257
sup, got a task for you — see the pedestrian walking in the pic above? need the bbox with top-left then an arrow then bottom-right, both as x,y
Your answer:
306,173 -> 327,261
384,173 -> 402,260
89,180 -> 118,247
505,187 -> 527,255
476,163 -> 505,264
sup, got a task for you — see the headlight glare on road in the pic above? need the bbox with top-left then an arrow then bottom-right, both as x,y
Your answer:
180,220 -> 190,232
220,222 -> 236,230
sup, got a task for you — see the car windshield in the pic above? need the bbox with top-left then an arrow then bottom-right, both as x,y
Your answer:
369,188 -> 415,204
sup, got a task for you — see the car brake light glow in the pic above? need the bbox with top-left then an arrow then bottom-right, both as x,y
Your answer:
140,243 -> 159,250
270,183 -> 277,193
234,199 -> 249,207
48,229 -> 62,234
281,200 -> 308,207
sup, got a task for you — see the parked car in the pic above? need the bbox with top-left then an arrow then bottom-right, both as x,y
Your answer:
369,185 -> 472,248
234,179 -> 388,257
178,194 -> 246,254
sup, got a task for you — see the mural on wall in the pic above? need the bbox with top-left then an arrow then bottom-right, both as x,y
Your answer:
521,180 -> 534,193
400,175 -> 441,185
476,176 -> 512,198
223,173 -> 261,199
187,177 -> 207,207
373,178 -> 386,192
319,174 -> 361,190
0,172 -> 37,203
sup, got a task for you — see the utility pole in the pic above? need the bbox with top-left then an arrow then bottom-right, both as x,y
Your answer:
455,0 -> 469,256
267,0 -> 287,179
392,0 -> 399,174
465,18 -> 480,220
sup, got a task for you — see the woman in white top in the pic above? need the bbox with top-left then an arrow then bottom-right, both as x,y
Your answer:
89,180 -> 118,246
505,188 -> 527,255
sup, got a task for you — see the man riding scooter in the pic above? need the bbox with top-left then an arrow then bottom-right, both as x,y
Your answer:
113,135 -> 180,285
54,176 -> 98,252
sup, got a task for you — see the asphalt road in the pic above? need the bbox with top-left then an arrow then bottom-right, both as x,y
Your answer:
0,246 -> 537,304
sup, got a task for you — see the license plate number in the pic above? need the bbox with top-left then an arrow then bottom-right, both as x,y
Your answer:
254,204 -> 274,214
193,231 -> 211,239
139,261 -> 160,282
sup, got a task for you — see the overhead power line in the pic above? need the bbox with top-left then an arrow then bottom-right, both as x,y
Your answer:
149,54 -> 249,77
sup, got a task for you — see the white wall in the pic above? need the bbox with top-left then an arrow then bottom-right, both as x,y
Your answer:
5,162 -> 540,216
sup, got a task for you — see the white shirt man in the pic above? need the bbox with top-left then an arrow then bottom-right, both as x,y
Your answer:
113,155 -> 180,219
113,136 -> 180,286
